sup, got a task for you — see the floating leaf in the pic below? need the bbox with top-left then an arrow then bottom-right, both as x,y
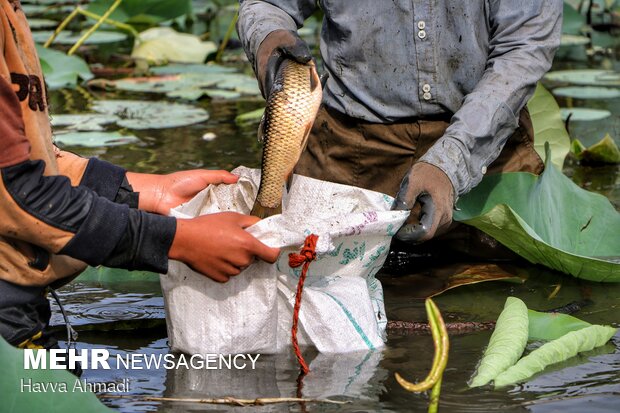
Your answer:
150,63 -> 237,76
87,0 -> 192,25
527,309 -> 591,341
54,131 -> 139,147
27,18 -> 58,30
469,297 -> 529,387
131,27 -> 216,64
36,44 -> 93,89
454,144 -> 620,282
494,324 -> 617,387
111,74 -> 218,94
571,134 -> 620,164
0,336 -> 113,412
562,2 -> 586,35
235,108 -> 264,126
560,34 -> 590,46
545,70 -> 620,87
32,30 -> 128,45
552,86 -> 620,99
527,83 -> 571,170
51,114 -> 120,131
91,100 -> 209,129
560,107 -> 611,121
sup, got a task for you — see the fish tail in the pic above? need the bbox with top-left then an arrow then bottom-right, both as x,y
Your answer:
250,201 -> 282,219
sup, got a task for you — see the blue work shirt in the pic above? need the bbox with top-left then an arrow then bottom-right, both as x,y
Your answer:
237,0 -> 562,196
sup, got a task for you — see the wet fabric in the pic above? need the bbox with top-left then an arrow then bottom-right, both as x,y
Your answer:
238,0 -> 562,196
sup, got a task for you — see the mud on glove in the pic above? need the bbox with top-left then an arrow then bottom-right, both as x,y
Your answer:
255,29 -> 312,98
392,162 -> 455,243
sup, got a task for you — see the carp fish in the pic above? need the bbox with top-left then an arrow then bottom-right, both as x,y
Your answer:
250,59 -> 322,218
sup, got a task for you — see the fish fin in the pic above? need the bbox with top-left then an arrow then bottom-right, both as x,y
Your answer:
299,121 -> 312,152
250,201 -> 282,219
309,66 -> 320,92
257,109 -> 268,143
320,72 -> 329,89
286,171 -> 294,193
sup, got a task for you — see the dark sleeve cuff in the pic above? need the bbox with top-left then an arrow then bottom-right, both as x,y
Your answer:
59,196 -> 131,265
80,158 -> 126,201
102,210 -> 176,274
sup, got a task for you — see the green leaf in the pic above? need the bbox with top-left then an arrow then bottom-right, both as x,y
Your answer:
552,86 -> 620,99
527,83 -> 571,171
494,324 -> 617,387
454,144 -> 620,281
131,28 -> 216,64
32,31 -> 128,45
469,297 -> 529,387
545,69 -> 620,87
91,100 -> 209,129
36,45 -> 93,89
235,108 -> 264,126
571,134 -> 620,164
87,0 -> 191,25
51,114 -> 120,131
0,336 -> 113,413
560,107 -> 611,121
562,1 -> 587,35
527,309 -> 592,341
54,131 -> 139,148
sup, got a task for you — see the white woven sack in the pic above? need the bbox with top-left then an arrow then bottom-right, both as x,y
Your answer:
162,167 -> 408,354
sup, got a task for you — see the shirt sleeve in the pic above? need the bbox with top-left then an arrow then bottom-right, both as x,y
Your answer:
419,0 -> 563,196
237,0 -> 318,69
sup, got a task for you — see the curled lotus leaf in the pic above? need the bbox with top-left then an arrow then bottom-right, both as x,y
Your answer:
91,100 -> 209,130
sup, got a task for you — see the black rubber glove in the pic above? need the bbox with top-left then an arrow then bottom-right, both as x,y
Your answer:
255,29 -> 312,98
392,162 -> 455,243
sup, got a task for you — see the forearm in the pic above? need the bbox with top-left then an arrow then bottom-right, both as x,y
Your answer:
0,159 -> 175,273
420,0 -> 562,196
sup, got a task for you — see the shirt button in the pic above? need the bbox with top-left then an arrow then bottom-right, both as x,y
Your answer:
422,83 -> 431,93
417,21 -> 426,30
481,166 -> 487,174
423,92 -> 432,100
418,30 -> 426,39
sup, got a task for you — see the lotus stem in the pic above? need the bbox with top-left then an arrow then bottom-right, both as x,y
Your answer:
44,7 -> 80,48
395,298 -> 449,413
98,394 -> 349,406
215,10 -> 238,63
77,8 -> 139,38
68,0 -> 123,55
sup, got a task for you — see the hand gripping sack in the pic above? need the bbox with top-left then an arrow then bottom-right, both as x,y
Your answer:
162,167 -> 408,354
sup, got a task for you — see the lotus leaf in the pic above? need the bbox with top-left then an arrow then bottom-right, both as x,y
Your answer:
527,309 -> 591,341
527,83 -> 570,170
36,44 -> 93,89
51,114 -> 120,131
454,144 -> 620,281
560,34 -> 590,46
469,297 -> 528,387
54,131 -> 139,148
132,28 -> 216,64
27,18 -> 58,30
494,324 -> 617,387
91,100 -> 209,129
560,107 -> 611,121
87,0 -> 192,25
562,2 -> 586,35
150,63 -> 237,76
545,70 -> 620,87
552,86 -> 620,99
571,134 -> 620,164
32,30 -> 128,45
235,108 -> 264,126
0,336 -> 112,412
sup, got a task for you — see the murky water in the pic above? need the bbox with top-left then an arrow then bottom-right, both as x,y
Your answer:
41,13 -> 620,413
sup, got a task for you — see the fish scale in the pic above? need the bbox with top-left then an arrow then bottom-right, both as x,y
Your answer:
251,60 -> 322,218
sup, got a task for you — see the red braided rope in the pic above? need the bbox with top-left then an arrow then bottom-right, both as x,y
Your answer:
288,234 -> 319,375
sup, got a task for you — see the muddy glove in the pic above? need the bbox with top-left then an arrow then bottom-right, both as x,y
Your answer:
392,162 -> 455,243
255,29 -> 312,98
